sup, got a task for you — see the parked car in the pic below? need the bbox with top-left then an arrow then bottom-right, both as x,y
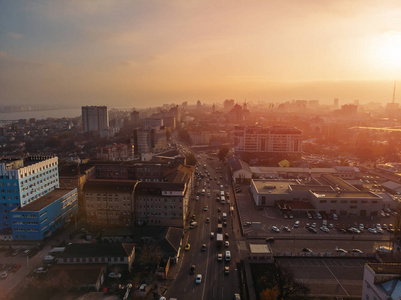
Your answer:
283,226 -> 291,232
1,271 -> 7,279
336,248 -> 348,254
265,237 -> 275,243
294,221 -> 300,228
302,248 -> 313,252
271,226 -> 280,233
108,272 -> 122,278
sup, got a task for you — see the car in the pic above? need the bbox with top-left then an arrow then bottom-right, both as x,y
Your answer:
320,226 -> 329,233
217,254 -> 223,261
352,249 -> 363,254
234,293 -> 241,300
265,237 -> 275,243
294,221 -> 300,228
283,226 -> 291,232
225,241 -> 230,248
308,227 -> 317,233
243,222 -> 252,227
201,244 -> 207,251
196,196 -> 200,201
33,267 -> 48,274
139,284 -> 147,292
224,266 -> 230,274
328,223 -> 334,229
283,213 -> 288,219
225,233 -> 229,239
217,207 -> 221,212
195,274 -> 202,284
11,249 -> 20,256
206,217 -> 210,224
311,223 -> 317,228
185,243 -> 191,251
210,232 -> 215,239
189,265 -> 196,274
204,205 -> 208,211
377,228 -> 384,234
302,248 -> 313,252
1,271 -> 7,279
23,249 -> 30,256
271,226 -> 280,233
307,212 -> 312,219
368,228 -> 377,234
223,221 -> 227,227
336,248 -> 348,254
289,214 -> 294,219
108,272 -> 122,278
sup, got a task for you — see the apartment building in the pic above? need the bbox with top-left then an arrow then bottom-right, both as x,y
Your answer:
233,125 -> 303,160
81,106 -> 109,134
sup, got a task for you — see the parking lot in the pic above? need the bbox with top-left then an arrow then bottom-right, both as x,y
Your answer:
236,183 -> 396,240
276,257 -> 374,297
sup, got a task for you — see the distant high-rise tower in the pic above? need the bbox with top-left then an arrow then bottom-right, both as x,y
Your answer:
333,98 -> 339,109
81,106 -> 109,133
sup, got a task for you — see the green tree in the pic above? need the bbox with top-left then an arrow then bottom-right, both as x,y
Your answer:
218,146 -> 230,161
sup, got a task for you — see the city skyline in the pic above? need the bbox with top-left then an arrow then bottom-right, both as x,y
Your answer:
1,1 -> 401,107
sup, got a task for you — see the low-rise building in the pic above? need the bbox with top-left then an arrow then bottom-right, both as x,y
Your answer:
10,188 -> 78,240
362,263 -> 401,300
57,243 -> 135,272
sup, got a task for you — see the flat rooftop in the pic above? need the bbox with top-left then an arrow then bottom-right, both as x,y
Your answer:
249,243 -> 272,255
252,179 -> 298,194
311,191 -> 381,199
17,188 -> 75,212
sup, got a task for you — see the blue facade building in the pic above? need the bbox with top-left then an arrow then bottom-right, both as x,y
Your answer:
0,156 -> 59,230
11,188 -> 78,240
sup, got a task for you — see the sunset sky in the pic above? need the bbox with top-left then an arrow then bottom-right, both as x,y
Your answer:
1,0 -> 401,108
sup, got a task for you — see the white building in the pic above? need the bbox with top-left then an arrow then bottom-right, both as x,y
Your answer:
0,156 -> 59,230
362,263 -> 401,300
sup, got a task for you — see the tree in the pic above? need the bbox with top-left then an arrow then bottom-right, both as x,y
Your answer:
254,263 -> 309,300
218,146 -> 230,161
185,153 -> 197,166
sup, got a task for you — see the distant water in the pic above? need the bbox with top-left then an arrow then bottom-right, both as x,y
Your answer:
0,108 -> 82,123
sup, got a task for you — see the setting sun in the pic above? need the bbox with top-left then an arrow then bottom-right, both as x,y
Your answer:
375,31 -> 401,70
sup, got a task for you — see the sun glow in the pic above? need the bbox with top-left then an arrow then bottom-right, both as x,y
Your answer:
374,31 -> 401,70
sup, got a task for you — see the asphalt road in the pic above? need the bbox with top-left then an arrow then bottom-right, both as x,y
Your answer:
165,152 -> 240,300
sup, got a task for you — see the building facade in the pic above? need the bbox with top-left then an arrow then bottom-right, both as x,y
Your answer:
83,180 -> 138,227
11,188 -> 78,240
135,181 -> 190,227
233,125 -> 303,160
82,106 -> 109,133
0,156 -> 59,230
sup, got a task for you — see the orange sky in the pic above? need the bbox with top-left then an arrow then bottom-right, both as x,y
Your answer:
1,1 -> 401,107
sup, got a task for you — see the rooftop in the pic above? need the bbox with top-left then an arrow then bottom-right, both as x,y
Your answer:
83,180 -> 138,193
310,190 -> 381,199
17,188 -> 75,212
59,243 -> 135,258
249,243 -> 272,254
252,179 -> 298,194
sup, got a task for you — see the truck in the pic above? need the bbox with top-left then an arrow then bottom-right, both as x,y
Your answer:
216,233 -> 223,247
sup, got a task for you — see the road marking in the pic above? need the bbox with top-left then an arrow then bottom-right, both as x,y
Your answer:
322,260 -> 349,296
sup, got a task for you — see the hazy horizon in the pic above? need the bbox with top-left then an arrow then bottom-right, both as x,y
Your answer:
1,1 -> 401,107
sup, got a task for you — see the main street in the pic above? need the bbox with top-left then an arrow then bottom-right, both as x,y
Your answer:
165,150 -> 241,300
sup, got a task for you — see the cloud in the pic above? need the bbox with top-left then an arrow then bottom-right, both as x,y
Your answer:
0,52 -> 61,69
8,32 -> 23,39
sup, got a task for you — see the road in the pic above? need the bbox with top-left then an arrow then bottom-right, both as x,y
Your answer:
165,150 -> 240,300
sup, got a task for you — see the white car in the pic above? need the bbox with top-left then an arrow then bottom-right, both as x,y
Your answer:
271,226 -> 280,233
108,272 -> 122,278
294,221 -> 300,228
320,226 -> 329,233
210,232 -> 215,239
195,274 -> 202,284
368,228 -> 377,234
225,241 -> 229,247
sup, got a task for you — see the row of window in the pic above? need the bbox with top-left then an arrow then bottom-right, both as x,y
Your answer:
318,200 -> 379,204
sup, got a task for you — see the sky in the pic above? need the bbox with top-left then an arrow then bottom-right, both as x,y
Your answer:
1,0 -> 401,108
